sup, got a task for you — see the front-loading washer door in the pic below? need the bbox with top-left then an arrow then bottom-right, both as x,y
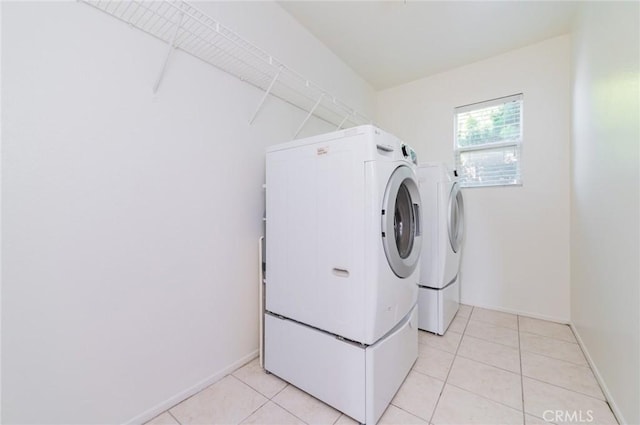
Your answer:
382,165 -> 422,278
448,182 -> 464,253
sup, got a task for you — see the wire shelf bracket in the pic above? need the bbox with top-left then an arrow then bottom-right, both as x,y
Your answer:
294,93 -> 324,138
153,9 -> 184,93
80,0 -> 373,134
336,111 -> 352,130
249,66 -> 282,125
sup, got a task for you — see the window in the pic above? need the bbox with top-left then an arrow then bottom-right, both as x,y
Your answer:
454,94 -> 523,188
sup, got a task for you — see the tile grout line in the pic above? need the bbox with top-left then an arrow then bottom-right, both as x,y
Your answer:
419,332 -> 463,356
331,412 -> 347,425
160,372 -> 270,425
520,347 -> 592,368
388,403 -> 431,424
418,339 -> 463,356
167,410 -> 181,425
470,316 -> 519,332
229,374 -> 271,425
270,382 -> 290,400
517,344 -> 606,399
462,329 -> 520,350
444,381 -> 525,413
275,404 -> 311,425
232,370 -> 288,400
516,327 -> 591,367
270,402 -> 312,425
269,384 -> 314,425
519,328 -> 579,345
454,333 -> 521,374
454,352 -> 520,374
427,306 -> 474,425
523,375 -> 608,402
518,315 -> 526,425
160,376 -> 222,423
229,362 -> 308,424
410,367 -> 449,382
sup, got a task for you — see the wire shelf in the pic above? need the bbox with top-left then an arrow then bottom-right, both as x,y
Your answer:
82,0 -> 372,131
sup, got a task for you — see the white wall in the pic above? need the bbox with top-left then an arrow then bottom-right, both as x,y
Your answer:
0,1 -> 3,421
571,3 -> 640,424
0,2 -> 374,424
377,36 -> 572,322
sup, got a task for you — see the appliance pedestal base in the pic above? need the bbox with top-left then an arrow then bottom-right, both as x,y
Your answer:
417,279 -> 459,335
264,305 -> 418,424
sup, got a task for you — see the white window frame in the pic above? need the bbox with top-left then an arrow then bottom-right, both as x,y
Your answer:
454,93 -> 523,188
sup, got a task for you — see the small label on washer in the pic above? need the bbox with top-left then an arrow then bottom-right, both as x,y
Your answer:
317,147 -> 328,155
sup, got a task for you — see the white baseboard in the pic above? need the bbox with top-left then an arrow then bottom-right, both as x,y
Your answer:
125,350 -> 259,425
569,324 -> 626,425
461,300 -> 570,325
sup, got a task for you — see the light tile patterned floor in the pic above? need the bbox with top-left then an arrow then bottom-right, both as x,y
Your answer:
146,305 -> 618,425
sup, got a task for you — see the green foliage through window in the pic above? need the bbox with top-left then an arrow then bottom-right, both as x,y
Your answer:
454,94 -> 523,187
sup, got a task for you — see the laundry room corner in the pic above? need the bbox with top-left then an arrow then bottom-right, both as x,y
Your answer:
376,36 -> 572,323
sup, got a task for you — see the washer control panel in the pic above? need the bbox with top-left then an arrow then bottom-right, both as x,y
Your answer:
401,144 -> 418,165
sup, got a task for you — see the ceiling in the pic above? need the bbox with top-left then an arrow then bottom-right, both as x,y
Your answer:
278,1 -> 581,90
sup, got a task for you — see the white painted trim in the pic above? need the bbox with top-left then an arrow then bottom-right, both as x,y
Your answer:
569,324 -> 625,425
461,300 -> 570,325
124,350 -> 259,425
0,1 -> 3,420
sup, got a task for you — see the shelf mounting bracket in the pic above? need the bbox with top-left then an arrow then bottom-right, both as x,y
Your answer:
249,67 -> 282,124
153,10 -> 185,94
293,93 -> 325,139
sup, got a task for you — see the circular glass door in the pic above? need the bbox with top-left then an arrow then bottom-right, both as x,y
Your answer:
394,184 -> 414,259
382,166 -> 422,278
448,182 -> 464,253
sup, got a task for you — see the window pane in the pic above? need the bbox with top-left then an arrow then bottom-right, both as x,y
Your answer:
456,98 -> 522,148
457,145 -> 521,187
454,94 -> 523,188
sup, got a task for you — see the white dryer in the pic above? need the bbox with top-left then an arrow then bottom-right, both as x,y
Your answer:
417,163 -> 464,335
265,125 -> 421,424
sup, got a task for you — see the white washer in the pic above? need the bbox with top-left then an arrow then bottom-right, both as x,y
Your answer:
265,125 -> 421,424
417,163 -> 464,335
